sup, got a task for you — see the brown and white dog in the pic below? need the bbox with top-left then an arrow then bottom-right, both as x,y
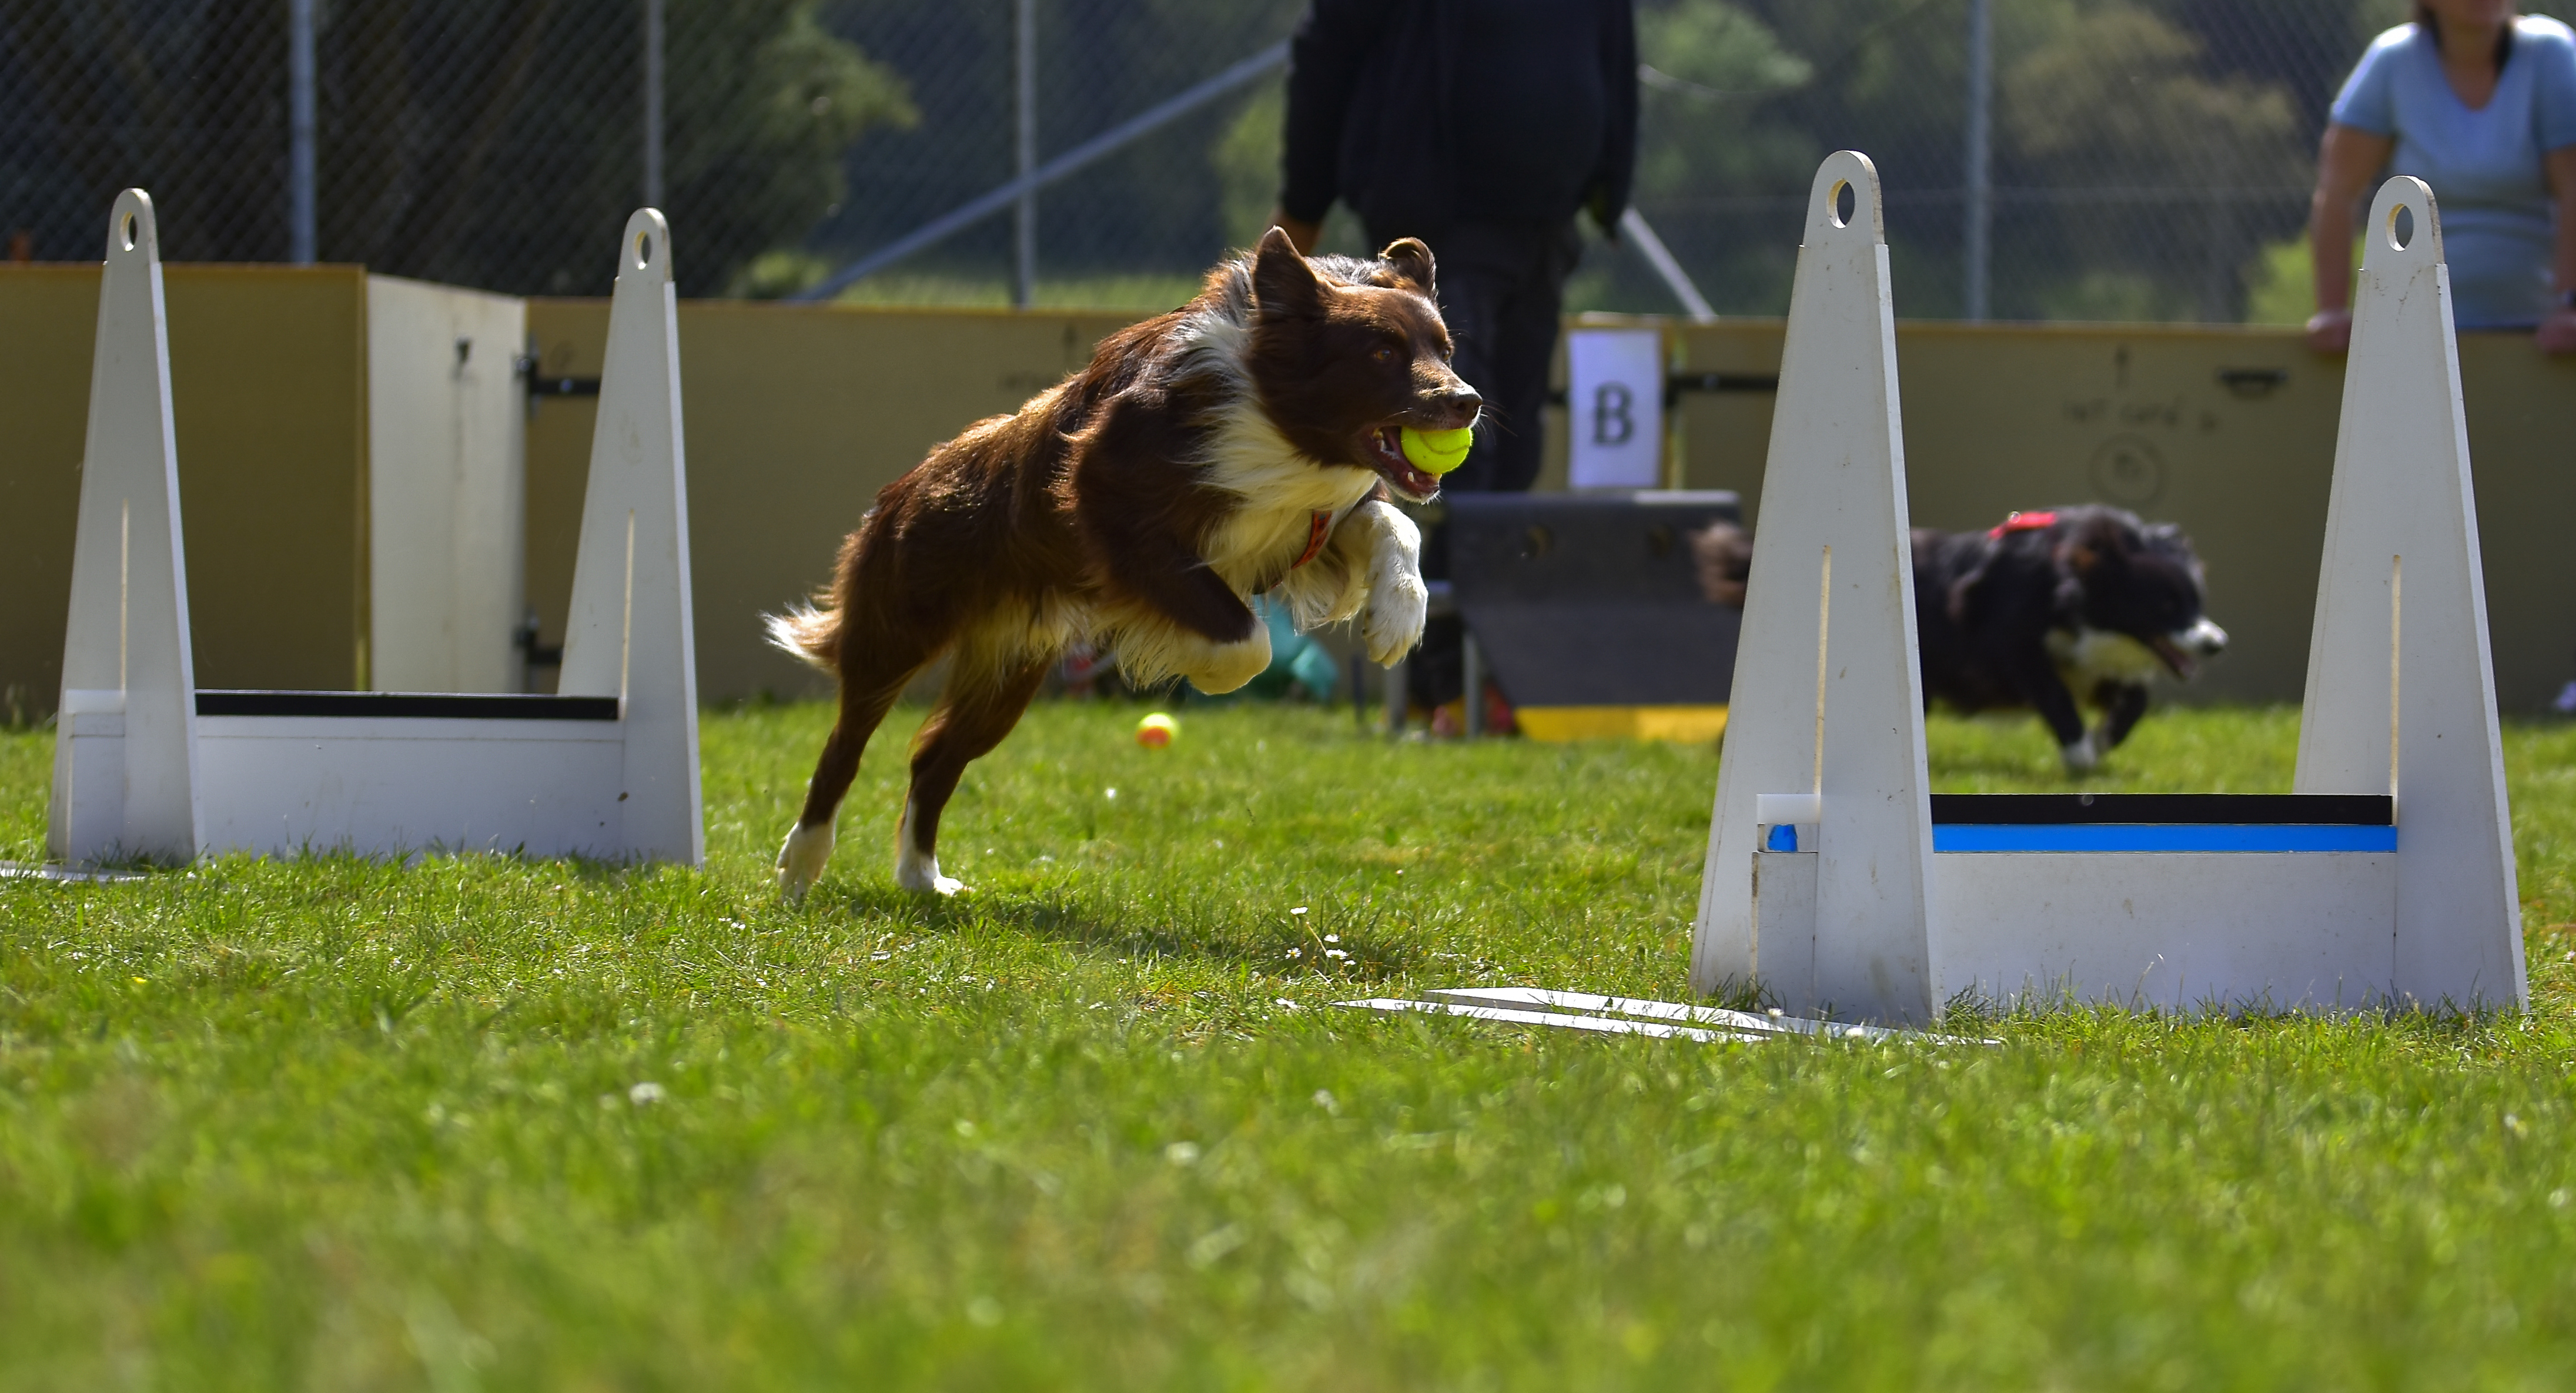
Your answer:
768,229 -> 1479,900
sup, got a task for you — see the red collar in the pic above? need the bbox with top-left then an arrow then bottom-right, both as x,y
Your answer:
1290,509 -> 1333,569
1987,510 -> 2056,539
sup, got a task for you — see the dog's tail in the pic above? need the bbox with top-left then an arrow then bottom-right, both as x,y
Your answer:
765,601 -> 841,674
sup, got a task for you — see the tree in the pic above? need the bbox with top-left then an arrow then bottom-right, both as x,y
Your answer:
0,0 -> 915,295
2003,4 -> 2304,320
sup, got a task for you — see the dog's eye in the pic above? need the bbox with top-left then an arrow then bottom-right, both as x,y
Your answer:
1370,344 -> 1399,363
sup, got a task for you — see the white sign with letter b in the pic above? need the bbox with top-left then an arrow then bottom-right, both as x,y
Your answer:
1566,327 -> 1664,490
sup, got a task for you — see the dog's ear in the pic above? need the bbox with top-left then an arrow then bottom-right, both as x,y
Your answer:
2055,511 -> 2128,578
1377,237 -> 1437,297
1254,227 -> 1324,321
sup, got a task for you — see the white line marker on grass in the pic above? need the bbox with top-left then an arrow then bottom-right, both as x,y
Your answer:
1334,997 -> 1764,1043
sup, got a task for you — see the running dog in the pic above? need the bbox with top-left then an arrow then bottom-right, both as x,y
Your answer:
1694,505 -> 2229,770
769,229 -> 1477,900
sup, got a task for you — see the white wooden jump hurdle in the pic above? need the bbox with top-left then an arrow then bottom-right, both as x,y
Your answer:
1691,155 -> 2522,1022
46,190 -> 702,867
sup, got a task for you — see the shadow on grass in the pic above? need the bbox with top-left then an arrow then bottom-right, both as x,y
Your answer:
808,877 -> 1420,984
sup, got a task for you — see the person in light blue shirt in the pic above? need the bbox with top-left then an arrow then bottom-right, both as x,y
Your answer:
2307,1 -> 2576,351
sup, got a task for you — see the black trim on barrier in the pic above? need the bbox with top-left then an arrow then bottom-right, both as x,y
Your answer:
195,691 -> 621,721
2217,366 -> 2290,397
1544,372 -> 1781,408
514,353 -> 601,399
1929,793 -> 2392,826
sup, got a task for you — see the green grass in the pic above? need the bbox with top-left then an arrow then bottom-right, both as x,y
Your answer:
9,702 -> 2576,1389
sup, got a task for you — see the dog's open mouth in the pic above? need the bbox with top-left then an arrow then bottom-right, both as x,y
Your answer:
2149,635 -> 2198,679
1364,425 -> 1443,502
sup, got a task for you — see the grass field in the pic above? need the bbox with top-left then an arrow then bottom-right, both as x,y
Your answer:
9,702 -> 2576,1389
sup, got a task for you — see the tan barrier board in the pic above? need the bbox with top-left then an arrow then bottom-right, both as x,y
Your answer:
1,264 -> 369,715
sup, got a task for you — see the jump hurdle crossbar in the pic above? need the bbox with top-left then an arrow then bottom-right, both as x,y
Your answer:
48,191 -> 702,866
1691,159 -> 2522,1021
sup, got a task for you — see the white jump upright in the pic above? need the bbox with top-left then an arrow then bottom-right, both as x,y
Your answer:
2294,177 -> 2524,1007
1690,163 -> 2523,1020
46,190 -> 202,866
554,210 -> 704,865
48,195 -> 701,867
1690,152 -> 1936,1023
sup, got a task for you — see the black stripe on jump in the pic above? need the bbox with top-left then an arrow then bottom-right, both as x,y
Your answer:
1929,793 -> 2393,826
195,691 -> 621,721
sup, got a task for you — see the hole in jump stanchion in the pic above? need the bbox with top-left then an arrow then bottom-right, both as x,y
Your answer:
2388,202 -> 2416,250
119,213 -> 136,251
635,230 -> 654,268
1831,180 -> 1855,228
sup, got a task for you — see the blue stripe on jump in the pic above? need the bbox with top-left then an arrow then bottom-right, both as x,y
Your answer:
1931,823 -> 2397,853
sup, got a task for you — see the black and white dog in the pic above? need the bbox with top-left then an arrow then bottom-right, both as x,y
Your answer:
1695,505 -> 2229,770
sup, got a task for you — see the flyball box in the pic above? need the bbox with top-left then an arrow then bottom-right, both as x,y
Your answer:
1446,490 -> 1742,740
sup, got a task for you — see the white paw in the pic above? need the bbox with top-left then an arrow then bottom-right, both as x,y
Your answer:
1183,628 -> 1273,695
895,856 -> 966,897
893,803 -> 966,896
1364,572 -> 1428,665
776,822 -> 834,902
2060,730 -> 2102,773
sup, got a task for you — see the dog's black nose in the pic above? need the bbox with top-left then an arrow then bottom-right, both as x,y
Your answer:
1440,387 -> 1482,424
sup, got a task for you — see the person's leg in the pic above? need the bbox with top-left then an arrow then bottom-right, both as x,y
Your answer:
1369,222 -> 1575,713
1471,220 -> 1583,494
1397,223 -> 1546,495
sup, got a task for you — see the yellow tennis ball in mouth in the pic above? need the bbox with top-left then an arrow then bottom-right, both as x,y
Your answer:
1400,426 -> 1473,476
1135,712 -> 1177,748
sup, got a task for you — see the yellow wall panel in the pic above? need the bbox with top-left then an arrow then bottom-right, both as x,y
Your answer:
0,264 -> 368,716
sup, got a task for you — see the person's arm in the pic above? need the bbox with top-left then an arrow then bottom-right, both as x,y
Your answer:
1270,0 -> 1386,255
2538,145 -> 2576,353
2307,122 -> 2393,352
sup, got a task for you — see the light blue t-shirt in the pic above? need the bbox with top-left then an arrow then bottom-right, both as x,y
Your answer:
2331,16 -> 2576,327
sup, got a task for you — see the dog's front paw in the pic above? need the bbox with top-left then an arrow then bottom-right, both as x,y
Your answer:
1363,572 -> 1428,665
777,821 -> 834,902
2059,730 -> 2103,773
1182,629 -> 1273,696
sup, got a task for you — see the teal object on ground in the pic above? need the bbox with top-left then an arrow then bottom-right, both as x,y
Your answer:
1185,596 -> 1340,704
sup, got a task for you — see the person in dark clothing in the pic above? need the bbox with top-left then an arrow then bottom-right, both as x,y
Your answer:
1272,0 -> 1636,496
1269,0 -> 1637,719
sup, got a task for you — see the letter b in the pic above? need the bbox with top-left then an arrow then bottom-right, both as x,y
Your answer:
1593,383 -> 1635,446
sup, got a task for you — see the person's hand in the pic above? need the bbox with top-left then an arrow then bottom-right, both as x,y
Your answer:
2304,307 -> 2353,353
2537,307 -> 2576,354
1266,210 -> 1322,256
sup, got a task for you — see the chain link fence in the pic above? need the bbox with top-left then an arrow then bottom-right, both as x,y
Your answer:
2,1 -> 2560,318
1604,0 -> 2576,323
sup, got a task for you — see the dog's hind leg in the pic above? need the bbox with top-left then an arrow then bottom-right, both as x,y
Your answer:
895,652 -> 1052,896
778,623 -> 937,903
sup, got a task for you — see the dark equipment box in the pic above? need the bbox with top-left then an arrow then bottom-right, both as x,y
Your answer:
1446,490 -> 1744,710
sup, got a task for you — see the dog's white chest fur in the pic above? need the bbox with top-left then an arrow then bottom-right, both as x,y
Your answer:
2048,627 -> 2163,685
1196,400 -> 1379,591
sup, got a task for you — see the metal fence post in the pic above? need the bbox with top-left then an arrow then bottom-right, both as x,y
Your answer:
643,0 -> 666,209
287,0 -> 315,263
1963,0 -> 1992,323
1013,0 -> 1038,309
